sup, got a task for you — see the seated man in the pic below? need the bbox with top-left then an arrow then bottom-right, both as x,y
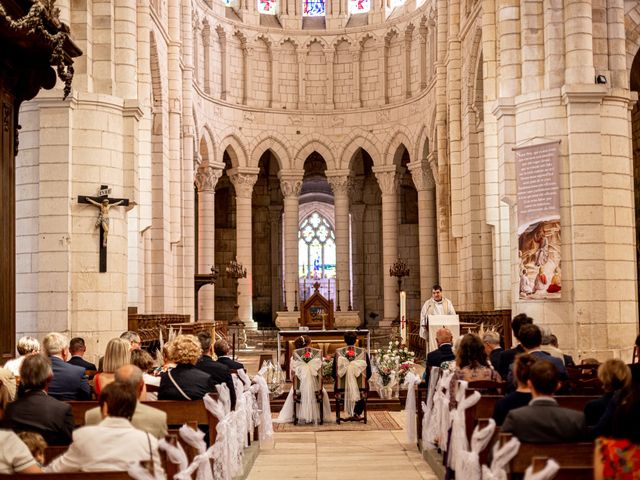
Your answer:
515,324 -> 568,383
497,313 -> 533,379
424,327 -> 455,381
3,353 -> 74,446
67,337 -> 97,372
214,339 -> 244,371
43,332 -> 91,401
0,430 -> 42,474
85,365 -> 168,439
332,331 -> 371,418
46,381 -> 165,475
502,359 -> 586,443
195,331 -> 237,410
482,330 -> 503,369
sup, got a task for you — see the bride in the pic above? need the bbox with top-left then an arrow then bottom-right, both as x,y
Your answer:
275,335 -> 333,424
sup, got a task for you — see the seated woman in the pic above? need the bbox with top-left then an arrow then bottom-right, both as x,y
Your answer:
492,354 -> 536,426
276,335 -> 332,424
158,335 -> 216,401
451,333 -> 502,404
131,349 -> 160,401
94,338 -> 131,397
585,359 -> 631,438
595,364 -> 640,480
332,331 -> 371,419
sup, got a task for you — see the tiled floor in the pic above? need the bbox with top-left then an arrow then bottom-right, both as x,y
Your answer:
245,411 -> 438,480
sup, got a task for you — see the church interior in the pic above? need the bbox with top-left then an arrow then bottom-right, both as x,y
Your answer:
2,0 -> 640,477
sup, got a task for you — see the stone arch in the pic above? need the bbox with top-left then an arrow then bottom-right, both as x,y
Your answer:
332,35 -> 353,49
218,133 -> 248,168
150,31 -> 163,104
198,125 -> 218,167
625,5 -> 640,76
250,135 -> 292,170
304,37 -> 328,49
414,125 -> 430,162
464,26 -> 483,110
292,136 -> 337,170
340,132 -> 383,169
383,128 -> 414,165
279,36 -> 299,48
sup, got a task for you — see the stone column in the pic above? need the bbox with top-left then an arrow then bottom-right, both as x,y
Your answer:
563,0 -> 594,85
382,39 -> 389,104
352,49 -> 362,107
297,50 -> 306,109
195,164 -> 223,322
217,26 -> 227,100
419,25 -> 428,89
327,171 -> 352,312
271,45 -> 279,108
114,0 -> 137,99
404,25 -> 414,98
202,21 -> 211,94
325,48 -> 335,108
498,0 -> 521,97
228,168 -> 259,329
408,161 -> 438,303
269,205 -> 283,316
373,166 -> 400,325
606,0 -> 627,89
279,172 -> 303,311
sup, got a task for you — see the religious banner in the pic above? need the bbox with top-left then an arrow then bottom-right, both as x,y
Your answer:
515,141 -> 562,299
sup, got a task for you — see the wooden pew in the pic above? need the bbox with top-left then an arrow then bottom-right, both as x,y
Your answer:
498,433 -> 594,480
464,393 -> 599,442
68,392 -> 220,444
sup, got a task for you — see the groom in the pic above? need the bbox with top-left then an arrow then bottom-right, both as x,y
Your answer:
332,331 -> 371,418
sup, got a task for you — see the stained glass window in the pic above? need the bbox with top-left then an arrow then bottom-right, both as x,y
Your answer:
257,0 -> 278,14
303,0 -> 325,16
298,212 -> 335,278
348,0 -> 370,14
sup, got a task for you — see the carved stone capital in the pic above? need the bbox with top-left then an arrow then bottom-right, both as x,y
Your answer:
229,171 -> 258,199
280,177 -> 303,198
373,168 -> 399,195
326,171 -> 352,196
407,162 -> 436,191
195,165 -> 223,192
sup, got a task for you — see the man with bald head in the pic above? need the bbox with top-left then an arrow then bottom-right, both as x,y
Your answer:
85,364 -> 167,438
424,327 -> 456,381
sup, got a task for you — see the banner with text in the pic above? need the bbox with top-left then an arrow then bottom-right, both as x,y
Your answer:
515,141 -> 561,300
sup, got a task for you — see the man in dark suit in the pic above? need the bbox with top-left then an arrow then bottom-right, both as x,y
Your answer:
502,359 -> 586,443
423,327 -> 455,382
483,330 -> 503,369
195,331 -> 237,410
214,339 -> 245,371
3,353 -> 74,446
67,337 -> 97,372
517,324 -> 568,381
43,332 -> 91,401
497,313 -> 533,379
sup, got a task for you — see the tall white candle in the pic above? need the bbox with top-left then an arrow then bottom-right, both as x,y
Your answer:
400,291 -> 407,343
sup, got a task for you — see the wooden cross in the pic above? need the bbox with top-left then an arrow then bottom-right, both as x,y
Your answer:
78,185 -> 129,273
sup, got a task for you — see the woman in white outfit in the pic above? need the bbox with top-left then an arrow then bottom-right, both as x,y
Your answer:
276,335 -> 332,424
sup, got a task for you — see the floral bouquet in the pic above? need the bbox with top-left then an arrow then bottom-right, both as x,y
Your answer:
302,350 -> 313,362
322,355 -> 334,383
372,340 -> 416,392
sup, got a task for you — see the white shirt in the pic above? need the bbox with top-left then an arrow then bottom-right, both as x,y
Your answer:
3,356 -> 24,377
419,298 -> 456,339
0,430 -> 37,474
45,417 -> 165,477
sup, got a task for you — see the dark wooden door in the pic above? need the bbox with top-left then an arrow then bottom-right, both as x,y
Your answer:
0,85 -> 15,363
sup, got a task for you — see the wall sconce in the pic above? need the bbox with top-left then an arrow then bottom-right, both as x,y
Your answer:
595,75 -> 607,84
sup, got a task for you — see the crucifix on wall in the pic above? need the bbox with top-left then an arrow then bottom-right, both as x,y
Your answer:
78,185 -> 129,273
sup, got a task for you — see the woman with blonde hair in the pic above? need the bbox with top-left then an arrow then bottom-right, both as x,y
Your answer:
158,335 -> 215,401
93,338 -> 131,397
585,358 -> 631,437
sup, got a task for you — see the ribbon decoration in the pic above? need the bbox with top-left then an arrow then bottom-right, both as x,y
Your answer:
523,458 -> 560,480
336,356 -> 367,417
158,438 -> 189,473
204,393 -> 240,480
292,357 -> 323,424
454,418 -> 496,479
252,374 -> 273,440
176,424 -> 214,480
481,436 -> 521,480
448,380 -> 482,474
403,371 -> 422,443
237,368 -> 252,390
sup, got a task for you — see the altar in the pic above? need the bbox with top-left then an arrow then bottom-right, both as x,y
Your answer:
277,329 -> 370,380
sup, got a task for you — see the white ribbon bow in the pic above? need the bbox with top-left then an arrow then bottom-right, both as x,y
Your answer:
337,356 -> 367,417
252,374 -> 273,440
292,357 -> 322,424
177,424 -> 214,480
403,371 -> 422,443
